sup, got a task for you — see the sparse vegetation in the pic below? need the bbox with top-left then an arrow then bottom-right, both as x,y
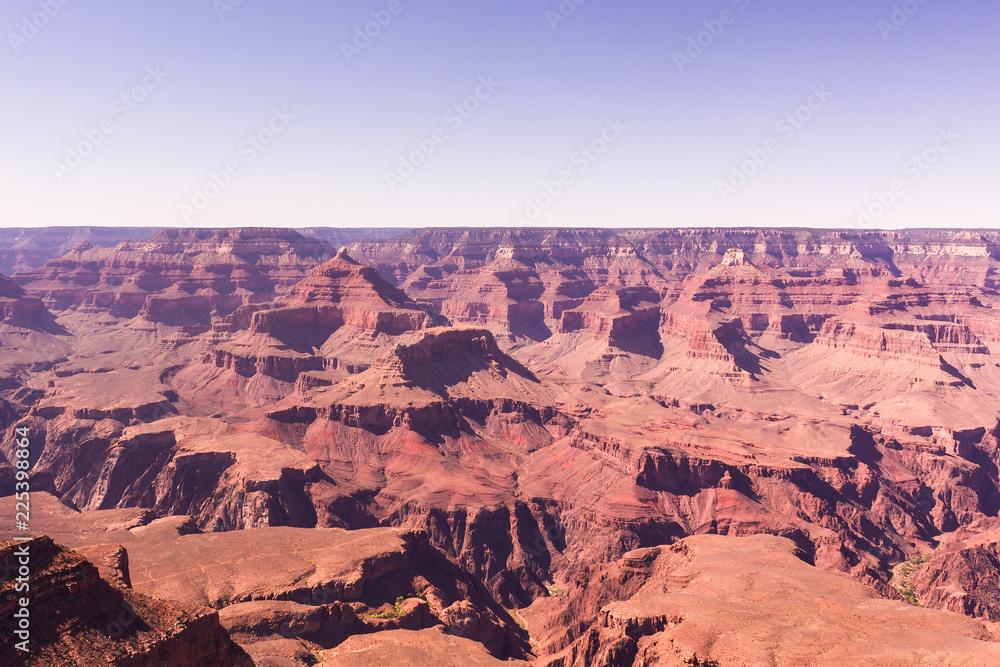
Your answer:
684,658 -> 721,667
891,553 -> 934,606
364,593 -> 427,619
507,607 -> 528,630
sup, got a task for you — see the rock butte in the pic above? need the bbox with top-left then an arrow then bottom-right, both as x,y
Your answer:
1,226 -> 1000,665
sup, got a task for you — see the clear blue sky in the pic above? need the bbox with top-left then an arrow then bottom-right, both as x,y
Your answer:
1,0 -> 997,229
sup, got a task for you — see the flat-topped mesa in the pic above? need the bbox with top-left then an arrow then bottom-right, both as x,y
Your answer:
391,327 -> 527,377
814,319 -> 989,363
0,271 -> 60,332
558,286 -> 660,336
530,285 -> 665,372
14,227 -> 337,320
327,327 -> 544,406
687,320 -> 752,363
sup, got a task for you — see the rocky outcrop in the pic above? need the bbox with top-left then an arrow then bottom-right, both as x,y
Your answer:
391,327 -> 534,383
75,543 -> 133,588
0,497 -> 531,663
81,420 -> 332,531
557,286 -> 662,356
0,272 -> 60,332
526,535 -> 1000,666
0,536 -> 251,666
264,249 -> 440,334
208,340 -> 325,383
138,293 -> 213,327
201,250 -> 444,386
318,627 -> 526,666
915,544 -> 1000,621
815,319 -> 965,364
909,518 -> 1000,621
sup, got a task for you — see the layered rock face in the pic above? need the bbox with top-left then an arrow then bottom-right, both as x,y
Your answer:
291,227 -> 1000,654
523,534 -> 1000,667
0,272 -> 59,332
248,249 -> 440,342
0,226 -> 412,278
198,249 -> 445,395
0,272 -> 68,443
0,494 -> 530,664
0,227 -> 162,276
271,326 -> 573,607
0,535 -> 252,666
906,517 -> 1000,621
13,228 -> 338,321
6,226 -> 1000,663
360,229 -> 671,347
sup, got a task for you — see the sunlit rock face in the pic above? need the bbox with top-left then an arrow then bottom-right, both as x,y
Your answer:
5,226 -> 1000,664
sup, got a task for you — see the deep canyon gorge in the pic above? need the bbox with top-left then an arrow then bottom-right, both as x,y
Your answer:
2,226 -> 1000,666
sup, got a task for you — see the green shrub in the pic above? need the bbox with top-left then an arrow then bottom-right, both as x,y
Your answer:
365,593 -> 427,619
891,553 -> 935,606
